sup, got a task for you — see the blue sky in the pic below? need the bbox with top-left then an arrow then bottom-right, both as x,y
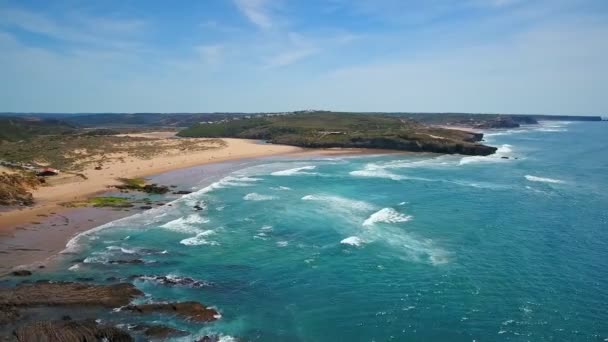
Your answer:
0,0 -> 606,114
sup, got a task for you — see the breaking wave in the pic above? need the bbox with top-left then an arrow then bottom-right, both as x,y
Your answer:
271,165 -> 317,176
363,208 -> 412,227
341,236 -> 364,246
161,214 -> 208,234
180,230 -> 219,246
525,175 -> 565,184
302,194 -> 375,212
459,144 -> 514,165
243,193 -> 277,201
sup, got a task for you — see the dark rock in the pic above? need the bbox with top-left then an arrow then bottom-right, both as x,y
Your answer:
13,319 -> 133,342
11,270 -> 32,277
38,265 -> 45,269
0,282 -> 143,307
75,277 -> 94,282
196,337 -> 221,342
108,259 -> 144,265
173,190 -> 192,195
139,205 -> 153,210
501,156 -> 509,159
0,305 -> 20,325
125,301 -> 219,322
132,324 -> 189,339
142,184 -> 170,194
136,275 -> 212,288
106,277 -> 119,282
193,205 -> 203,211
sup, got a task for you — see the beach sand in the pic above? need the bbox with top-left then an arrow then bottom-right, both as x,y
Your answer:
0,136 -> 402,273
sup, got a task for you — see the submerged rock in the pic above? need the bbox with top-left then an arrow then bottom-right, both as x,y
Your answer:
13,319 -> 133,342
11,270 -> 32,277
132,324 -> 189,339
125,301 -> 219,322
135,275 -> 213,288
173,190 -> 192,195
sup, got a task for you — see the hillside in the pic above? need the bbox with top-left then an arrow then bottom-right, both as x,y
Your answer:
178,112 -> 497,156
0,117 -> 75,142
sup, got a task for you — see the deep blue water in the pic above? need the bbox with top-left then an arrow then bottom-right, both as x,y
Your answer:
52,121 -> 608,341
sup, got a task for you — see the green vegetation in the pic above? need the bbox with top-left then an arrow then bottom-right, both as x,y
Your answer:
116,178 -> 170,194
88,196 -> 133,208
0,117 -> 75,142
63,196 -> 133,208
178,112 -> 497,156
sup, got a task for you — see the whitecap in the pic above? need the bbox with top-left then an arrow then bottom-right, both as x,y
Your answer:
340,236 -> 364,246
180,230 -> 219,246
525,175 -> 565,184
243,193 -> 277,201
68,264 -> 80,271
363,208 -> 412,227
106,246 -> 136,254
271,165 -> 317,176
302,194 -> 375,212
161,214 -> 208,234
277,241 -> 289,247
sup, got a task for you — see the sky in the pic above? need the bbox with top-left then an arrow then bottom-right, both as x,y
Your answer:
0,0 -> 606,115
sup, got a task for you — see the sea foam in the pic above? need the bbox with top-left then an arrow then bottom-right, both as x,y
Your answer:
180,230 -> 219,246
525,175 -> 565,184
341,236 -> 364,246
271,165 -> 317,176
243,193 -> 277,201
363,208 -> 412,227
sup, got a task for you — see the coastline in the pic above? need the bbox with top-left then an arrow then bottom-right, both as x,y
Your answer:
0,139 -> 405,273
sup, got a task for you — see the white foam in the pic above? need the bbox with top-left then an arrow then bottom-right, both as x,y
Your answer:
68,264 -> 80,271
302,194 -> 375,212
363,208 -> 412,227
106,246 -> 136,254
341,236 -> 364,246
243,193 -> 277,201
180,230 -> 219,246
271,165 -> 317,176
161,214 -> 208,234
525,175 -> 565,184
271,186 -> 292,191
277,241 -> 289,247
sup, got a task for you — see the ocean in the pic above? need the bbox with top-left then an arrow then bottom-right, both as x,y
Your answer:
43,121 -> 608,341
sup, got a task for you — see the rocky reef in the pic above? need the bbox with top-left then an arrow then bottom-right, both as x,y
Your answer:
0,281 -> 223,341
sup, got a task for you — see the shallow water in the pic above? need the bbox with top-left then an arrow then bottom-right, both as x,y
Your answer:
41,121 -> 608,341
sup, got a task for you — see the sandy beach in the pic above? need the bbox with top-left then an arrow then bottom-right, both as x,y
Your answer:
0,135 -> 401,272
0,138 -> 301,231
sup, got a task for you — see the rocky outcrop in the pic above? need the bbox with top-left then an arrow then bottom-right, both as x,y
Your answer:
0,172 -> 42,206
0,282 -> 143,308
13,319 -> 133,342
125,301 -> 219,322
474,117 -> 520,129
11,270 -> 32,277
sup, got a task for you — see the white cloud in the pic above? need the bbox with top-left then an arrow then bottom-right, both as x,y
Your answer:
233,0 -> 274,29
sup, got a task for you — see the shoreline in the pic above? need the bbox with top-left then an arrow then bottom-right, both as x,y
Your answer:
0,140 -> 405,273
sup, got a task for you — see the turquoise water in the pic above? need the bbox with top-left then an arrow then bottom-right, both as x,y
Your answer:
55,122 -> 608,341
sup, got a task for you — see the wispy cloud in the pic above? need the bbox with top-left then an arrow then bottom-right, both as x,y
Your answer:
196,44 -> 224,65
233,0 -> 275,29
0,7 -> 144,50
266,47 -> 318,68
